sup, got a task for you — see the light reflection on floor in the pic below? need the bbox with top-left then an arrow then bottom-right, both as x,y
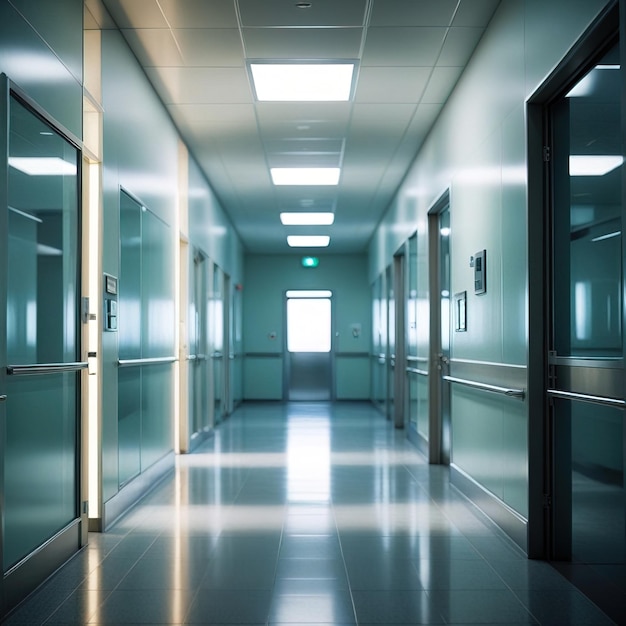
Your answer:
5,402 -> 616,625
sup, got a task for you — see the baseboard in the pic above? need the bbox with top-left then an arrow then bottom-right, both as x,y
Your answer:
407,425 -> 429,459
450,463 -> 528,553
103,451 -> 175,531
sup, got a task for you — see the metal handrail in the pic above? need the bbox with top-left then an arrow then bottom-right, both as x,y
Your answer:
406,367 -> 428,377
7,362 -> 88,376
118,356 -> 176,367
443,375 -> 525,399
547,388 -> 626,409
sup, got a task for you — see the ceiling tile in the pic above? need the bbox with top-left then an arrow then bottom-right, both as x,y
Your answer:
362,27 -> 447,66
168,103 -> 256,125
349,103 -> 416,139
238,0 -> 367,27
102,0 -> 166,28
453,0 -> 501,27
355,66 -> 430,103
370,0 -> 458,26
144,67 -> 253,104
421,66 -> 463,103
159,0 -> 238,28
264,138 -> 345,154
121,29 -> 183,67
174,29 -> 244,66
255,102 -> 352,135
437,27 -> 485,66
243,28 -> 363,60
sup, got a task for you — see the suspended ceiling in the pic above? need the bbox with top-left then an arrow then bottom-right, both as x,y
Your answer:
86,0 -> 501,254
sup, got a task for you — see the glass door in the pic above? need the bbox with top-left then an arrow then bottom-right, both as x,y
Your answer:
190,249 -> 210,443
210,262 -> 224,424
386,264 -> 395,421
286,290 -> 333,401
1,85 -> 84,613
547,40 -> 625,580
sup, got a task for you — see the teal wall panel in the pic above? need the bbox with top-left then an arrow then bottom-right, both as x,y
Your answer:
335,356 -> 369,400
0,1 -> 82,139
101,30 -> 178,502
8,0 -> 83,82
188,158 -> 243,283
369,0 -> 613,521
243,254 -> 371,400
244,357 -> 283,400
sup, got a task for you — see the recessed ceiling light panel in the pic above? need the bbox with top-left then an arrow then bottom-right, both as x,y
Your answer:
287,235 -> 330,247
250,63 -> 355,101
280,212 -> 335,225
271,167 -> 340,186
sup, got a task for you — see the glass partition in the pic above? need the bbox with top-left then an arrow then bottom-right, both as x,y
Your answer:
3,93 -> 80,569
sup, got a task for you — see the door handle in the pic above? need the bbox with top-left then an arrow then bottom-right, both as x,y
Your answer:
0,394 -> 6,402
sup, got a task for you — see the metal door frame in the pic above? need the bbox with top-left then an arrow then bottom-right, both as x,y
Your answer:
284,290 -> 335,402
393,247 -> 407,429
428,190 -> 451,465
0,75 -> 86,616
526,0 -> 621,561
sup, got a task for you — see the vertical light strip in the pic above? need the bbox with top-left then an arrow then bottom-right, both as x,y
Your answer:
87,161 -> 101,522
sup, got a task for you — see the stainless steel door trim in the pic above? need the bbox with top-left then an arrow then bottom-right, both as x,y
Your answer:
7,362 -> 88,376
448,359 -> 527,393
406,355 -> 428,363
549,356 -> 623,368
443,375 -> 526,399
406,367 -> 428,377
547,388 -> 626,409
117,356 -> 176,367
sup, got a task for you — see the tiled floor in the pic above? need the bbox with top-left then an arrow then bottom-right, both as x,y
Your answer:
4,402 -> 617,625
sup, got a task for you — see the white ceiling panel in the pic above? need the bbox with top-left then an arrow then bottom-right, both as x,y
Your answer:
99,0 -> 501,254
437,28 -> 486,66
421,66 -> 464,104
355,67 -> 430,103
159,0 -> 238,28
144,67 -> 253,104
168,103 -> 256,125
174,29 -> 244,67
242,28 -> 363,60
370,0 -> 458,27
238,0 -> 367,27
362,27 -> 447,66
103,0 -> 166,28
453,0 -> 502,27
121,29 -> 183,67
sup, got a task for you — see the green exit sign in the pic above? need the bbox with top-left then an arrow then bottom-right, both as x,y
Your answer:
301,256 -> 319,268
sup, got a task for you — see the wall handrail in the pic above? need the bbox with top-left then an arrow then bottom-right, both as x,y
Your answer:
118,356 -> 177,367
7,362 -> 88,376
406,367 -> 428,377
547,388 -> 626,409
443,375 -> 525,399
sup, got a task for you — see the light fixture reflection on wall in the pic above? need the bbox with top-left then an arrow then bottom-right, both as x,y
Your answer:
9,156 -> 77,176
569,155 -> 624,176
272,168 -> 340,186
287,235 -> 330,247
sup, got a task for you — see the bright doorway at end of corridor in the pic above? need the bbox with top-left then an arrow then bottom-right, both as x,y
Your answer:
285,290 -> 333,401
